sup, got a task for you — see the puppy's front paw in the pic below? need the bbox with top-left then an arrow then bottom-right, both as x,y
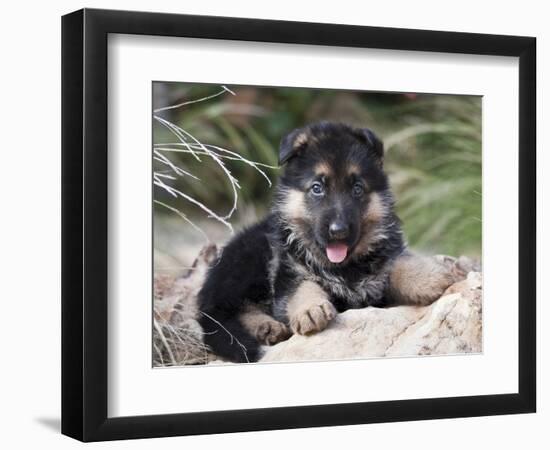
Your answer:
290,301 -> 337,335
255,319 -> 291,345
423,272 -> 456,302
390,254 -> 466,306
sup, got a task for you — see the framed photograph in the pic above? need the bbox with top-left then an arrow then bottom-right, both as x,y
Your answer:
61,8 -> 536,441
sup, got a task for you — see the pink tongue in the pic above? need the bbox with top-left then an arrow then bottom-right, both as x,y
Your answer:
326,243 -> 349,263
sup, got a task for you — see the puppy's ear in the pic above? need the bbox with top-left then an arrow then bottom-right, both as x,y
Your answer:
353,127 -> 384,164
279,128 -> 310,165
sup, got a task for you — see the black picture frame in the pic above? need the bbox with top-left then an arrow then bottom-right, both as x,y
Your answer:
61,8 -> 536,442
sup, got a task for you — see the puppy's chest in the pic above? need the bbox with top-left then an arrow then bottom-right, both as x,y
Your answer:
318,276 -> 366,306
314,270 -> 388,308
280,256 -> 389,308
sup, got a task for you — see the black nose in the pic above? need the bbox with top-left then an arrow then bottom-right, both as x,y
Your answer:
329,220 -> 349,240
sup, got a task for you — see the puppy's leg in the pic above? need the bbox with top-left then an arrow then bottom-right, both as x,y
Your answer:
198,220 -> 273,363
388,253 -> 465,306
239,303 -> 291,345
287,280 -> 337,335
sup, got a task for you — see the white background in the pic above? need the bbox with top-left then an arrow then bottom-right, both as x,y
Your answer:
0,0 -> 546,448
109,35 -> 519,417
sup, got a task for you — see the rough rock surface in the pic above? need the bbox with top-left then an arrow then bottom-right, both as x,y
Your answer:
153,245 -> 482,366
261,272 -> 482,363
153,244 -> 218,366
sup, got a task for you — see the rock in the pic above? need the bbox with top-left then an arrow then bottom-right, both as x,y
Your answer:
153,244 -> 482,366
153,244 -> 218,366
261,272 -> 482,362
154,243 -> 218,322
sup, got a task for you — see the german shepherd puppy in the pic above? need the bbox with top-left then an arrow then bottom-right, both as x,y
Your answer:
198,121 -> 462,363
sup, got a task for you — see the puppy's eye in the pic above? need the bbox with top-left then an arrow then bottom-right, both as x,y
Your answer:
310,181 -> 325,196
352,183 -> 365,197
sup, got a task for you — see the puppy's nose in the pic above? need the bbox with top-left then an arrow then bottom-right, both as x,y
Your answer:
329,220 -> 349,240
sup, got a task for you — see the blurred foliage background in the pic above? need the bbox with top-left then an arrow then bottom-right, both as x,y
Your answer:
153,82 -> 481,271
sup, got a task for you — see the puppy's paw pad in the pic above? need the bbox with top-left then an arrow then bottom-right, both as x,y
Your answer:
290,301 -> 337,335
256,320 -> 291,345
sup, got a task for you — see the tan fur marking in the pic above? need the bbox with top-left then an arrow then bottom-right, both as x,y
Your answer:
314,162 -> 333,176
364,192 -> 387,223
294,132 -> 309,148
287,281 -> 336,335
353,192 -> 388,256
239,303 -> 290,345
347,164 -> 361,176
388,254 -> 460,306
280,189 -> 307,221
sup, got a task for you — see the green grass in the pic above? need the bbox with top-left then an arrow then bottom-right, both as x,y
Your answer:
153,83 -> 481,258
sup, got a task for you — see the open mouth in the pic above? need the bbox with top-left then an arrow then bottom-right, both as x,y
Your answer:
325,242 -> 349,264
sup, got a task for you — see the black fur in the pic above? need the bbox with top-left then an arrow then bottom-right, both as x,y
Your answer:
198,122 -> 406,363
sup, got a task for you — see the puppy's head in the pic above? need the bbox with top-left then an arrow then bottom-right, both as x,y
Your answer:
275,121 -> 391,265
